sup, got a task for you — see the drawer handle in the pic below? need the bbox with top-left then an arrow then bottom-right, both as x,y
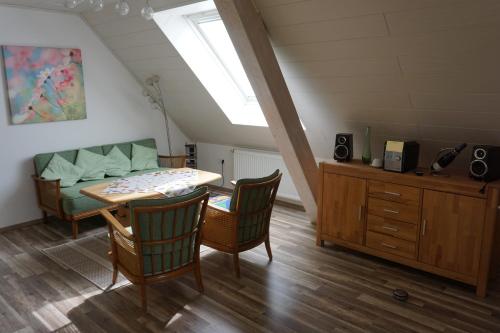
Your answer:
382,225 -> 399,232
383,209 -> 399,214
358,206 -> 363,222
384,191 -> 401,197
422,219 -> 427,236
381,242 -> 397,249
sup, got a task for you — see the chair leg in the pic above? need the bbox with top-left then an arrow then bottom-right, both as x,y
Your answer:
42,211 -> 49,224
111,266 -> 118,285
71,221 -> 78,239
139,284 -> 147,311
233,253 -> 241,278
265,236 -> 273,262
194,263 -> 204,292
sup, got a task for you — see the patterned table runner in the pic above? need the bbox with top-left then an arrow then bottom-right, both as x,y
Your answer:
102,169 -> 199,197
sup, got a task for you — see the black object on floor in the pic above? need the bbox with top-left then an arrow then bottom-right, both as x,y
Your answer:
393,289 -> 409,302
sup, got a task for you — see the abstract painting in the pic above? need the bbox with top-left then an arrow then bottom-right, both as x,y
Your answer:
2,46 -> 86,124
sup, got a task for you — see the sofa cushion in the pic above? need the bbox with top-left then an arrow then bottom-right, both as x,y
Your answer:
102,138 -> 157,159
75,149 -> 107,181
60,168 -> 167,216
105,146 -> 131,177
34,139 -> 156,176
35,150 -> 78,176
131,143 -> 159,171
41,154 -> 85,187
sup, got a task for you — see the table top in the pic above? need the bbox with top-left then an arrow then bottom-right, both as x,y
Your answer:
80,168 -> 221,204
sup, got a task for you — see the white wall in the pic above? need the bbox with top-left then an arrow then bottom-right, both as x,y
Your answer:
0,6 -> 189,228
196,142 -> 234,188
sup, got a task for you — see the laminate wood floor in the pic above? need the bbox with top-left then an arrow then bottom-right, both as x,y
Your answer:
1,206 -> 500,333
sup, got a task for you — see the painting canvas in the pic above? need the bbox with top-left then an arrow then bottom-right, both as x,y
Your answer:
2,46 -> 86,124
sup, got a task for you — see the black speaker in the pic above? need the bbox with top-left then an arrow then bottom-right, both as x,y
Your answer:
469,145 -> 500,182
334,133 -> 353,162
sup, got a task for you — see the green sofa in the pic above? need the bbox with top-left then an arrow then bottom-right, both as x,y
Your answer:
33,138 -> 171,239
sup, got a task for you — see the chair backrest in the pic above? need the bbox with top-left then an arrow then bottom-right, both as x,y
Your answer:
129,187 -> 209,276
162,156 -> 187,168
233,172 -> 282,244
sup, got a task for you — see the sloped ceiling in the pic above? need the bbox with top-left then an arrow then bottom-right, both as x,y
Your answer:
4,0 -> 500,168
81,0 -> 277,152
0,0 -> 117,12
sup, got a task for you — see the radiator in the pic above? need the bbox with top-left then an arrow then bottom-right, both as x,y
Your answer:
233,148 -> 300,202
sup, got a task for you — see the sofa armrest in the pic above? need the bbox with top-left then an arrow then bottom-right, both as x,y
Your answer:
32,175 -> 63,218
158,155 -> 188,168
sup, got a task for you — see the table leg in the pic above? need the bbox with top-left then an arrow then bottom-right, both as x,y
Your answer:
116,205 -> 130,227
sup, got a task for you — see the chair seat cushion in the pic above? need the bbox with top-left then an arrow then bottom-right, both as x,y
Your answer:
208,194 -> 231,210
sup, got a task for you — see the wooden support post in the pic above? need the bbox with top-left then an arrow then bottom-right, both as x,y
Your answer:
214,0 -> 318,220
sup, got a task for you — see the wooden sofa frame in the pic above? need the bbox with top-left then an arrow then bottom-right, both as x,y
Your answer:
32,155 -> 188,239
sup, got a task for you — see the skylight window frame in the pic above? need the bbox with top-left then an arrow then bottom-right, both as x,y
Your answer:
187,10 -> 257,104
153,0 -> 268,127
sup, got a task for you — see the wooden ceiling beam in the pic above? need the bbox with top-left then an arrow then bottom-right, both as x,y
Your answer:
214,0 -> 318,220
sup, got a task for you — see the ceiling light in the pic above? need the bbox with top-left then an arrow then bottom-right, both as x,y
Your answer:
141,2 -> 155,20
65,0 -> 152,20
65,0 -> 84,9
115,0 -> 130,16
89,0 -> 104,12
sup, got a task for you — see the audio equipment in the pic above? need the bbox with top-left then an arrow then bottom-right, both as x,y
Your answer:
334,133 -> 353,162
383,140 -> 419,173
469,145 -> 500,182
430,143 -> 467,173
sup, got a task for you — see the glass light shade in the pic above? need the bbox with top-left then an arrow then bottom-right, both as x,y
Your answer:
115,0 -> 130,16
65,0 -> 83,9
141,5 -> 154,20
89,0 -> 104,11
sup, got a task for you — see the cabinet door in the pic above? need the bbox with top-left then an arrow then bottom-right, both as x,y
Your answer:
321,173 -> 366,244
419,190 -> 485,277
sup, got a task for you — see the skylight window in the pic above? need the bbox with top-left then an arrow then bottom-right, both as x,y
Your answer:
154,1 -> 267,127
194,13 -> 256,102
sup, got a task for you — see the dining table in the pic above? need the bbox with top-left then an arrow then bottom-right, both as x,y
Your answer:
79,167 -> 222,223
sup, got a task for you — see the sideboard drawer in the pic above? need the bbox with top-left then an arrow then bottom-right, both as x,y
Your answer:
368,180 -> 421,206
368,198 -> 419,224
366,231 -> 416,259
367,214 -> 417,242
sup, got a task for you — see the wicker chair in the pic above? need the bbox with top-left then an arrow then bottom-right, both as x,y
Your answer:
159,155 -> 187,168
101,187 -> 209,311
202,170 -> 282,277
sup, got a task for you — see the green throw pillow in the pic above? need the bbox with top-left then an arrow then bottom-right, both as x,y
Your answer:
131,143 -> 158,171
106,146 -> 131,177
41,153 -> 84,187
75,149 -> 107,181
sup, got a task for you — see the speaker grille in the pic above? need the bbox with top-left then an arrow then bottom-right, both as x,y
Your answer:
473,148 -> 487,160
470,159 -> 488,178
334,145 -> 349,160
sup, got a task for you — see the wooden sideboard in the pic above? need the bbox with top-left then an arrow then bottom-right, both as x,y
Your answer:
316,160 -> 500,296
